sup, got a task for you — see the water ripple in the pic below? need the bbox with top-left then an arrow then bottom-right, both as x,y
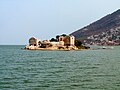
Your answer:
0,45 -> 120,90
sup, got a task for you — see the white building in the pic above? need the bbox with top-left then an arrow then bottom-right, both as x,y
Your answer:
29,37 -> 41,46
59,35 -> 75,46
27,35 -> 76,50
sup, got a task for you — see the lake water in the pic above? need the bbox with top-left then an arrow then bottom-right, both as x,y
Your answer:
0,45 -> 120,90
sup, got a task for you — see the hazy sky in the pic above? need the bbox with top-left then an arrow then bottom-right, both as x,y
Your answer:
0,0 -> 120,45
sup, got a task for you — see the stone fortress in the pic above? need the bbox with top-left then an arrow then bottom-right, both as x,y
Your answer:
25,35 -> 78,50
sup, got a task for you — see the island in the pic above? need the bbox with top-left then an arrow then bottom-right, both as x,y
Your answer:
24,34 -> 90,50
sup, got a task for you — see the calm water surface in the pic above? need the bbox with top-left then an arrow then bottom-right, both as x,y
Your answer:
0,45 -> 120,90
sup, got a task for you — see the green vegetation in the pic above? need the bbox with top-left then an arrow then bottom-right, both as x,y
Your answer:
61,34 -> 67,37
75,39 -> 90,49
75,39 -> 82,46
56,35 -> 60,41
50,38 -> 57,42
50,34 -> 67,42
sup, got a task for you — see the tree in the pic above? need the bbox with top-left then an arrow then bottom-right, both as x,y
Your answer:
56,35 -> 60,41
50,38 -> 57,42
75,39 -> 90,49
75,39 -> 82,47
61,34 -> 67,37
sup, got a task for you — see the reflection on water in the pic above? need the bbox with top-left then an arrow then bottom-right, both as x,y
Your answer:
0,45 -> 120,90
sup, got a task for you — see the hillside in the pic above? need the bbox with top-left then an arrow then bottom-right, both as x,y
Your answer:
71,9 -> 120,45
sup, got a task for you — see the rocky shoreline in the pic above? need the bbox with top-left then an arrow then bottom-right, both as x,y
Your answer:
23,45 -> 80,51
23,46 -> 90,51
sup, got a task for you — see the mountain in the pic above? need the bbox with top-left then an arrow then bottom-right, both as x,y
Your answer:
71,9 -> 120,45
